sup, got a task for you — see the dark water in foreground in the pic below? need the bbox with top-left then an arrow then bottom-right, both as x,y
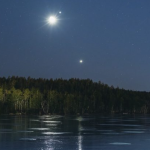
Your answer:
0,114 -> 150,150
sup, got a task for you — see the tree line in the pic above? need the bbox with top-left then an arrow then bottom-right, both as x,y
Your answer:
0,76 -> 150,115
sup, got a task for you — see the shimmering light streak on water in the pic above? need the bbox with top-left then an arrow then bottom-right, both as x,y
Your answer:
1,115 -> 150,149
78,136 -> 82,150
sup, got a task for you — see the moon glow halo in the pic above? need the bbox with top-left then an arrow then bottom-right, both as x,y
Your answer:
47,16 -> 57,25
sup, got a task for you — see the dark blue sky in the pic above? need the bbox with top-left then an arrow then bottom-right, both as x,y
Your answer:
0,0 -> 150,91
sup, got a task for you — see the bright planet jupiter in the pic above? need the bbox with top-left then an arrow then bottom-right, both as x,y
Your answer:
79,60 -> 83,63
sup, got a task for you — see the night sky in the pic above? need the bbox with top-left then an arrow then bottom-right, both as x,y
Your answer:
1,0 -> 150,91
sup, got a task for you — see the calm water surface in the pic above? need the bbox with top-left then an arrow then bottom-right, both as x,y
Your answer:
0,114 -> 150,150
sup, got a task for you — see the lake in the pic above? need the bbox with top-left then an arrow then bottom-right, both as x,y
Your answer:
0,114 -> 150,150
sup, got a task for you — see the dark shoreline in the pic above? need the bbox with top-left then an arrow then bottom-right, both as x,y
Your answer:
0,76 -> 150,115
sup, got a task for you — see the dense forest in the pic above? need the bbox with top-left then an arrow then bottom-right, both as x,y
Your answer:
0,76 -> 150,115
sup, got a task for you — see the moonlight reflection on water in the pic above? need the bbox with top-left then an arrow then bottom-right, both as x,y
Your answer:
0,115 -> 150,150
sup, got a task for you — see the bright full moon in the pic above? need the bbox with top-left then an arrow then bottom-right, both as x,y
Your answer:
47,16 -> 57,25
